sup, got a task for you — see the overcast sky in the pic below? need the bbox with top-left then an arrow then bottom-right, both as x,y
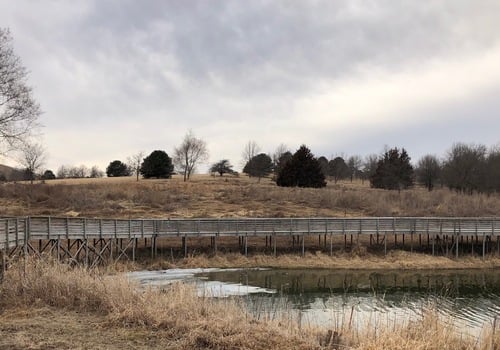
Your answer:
1,0 -> 500,172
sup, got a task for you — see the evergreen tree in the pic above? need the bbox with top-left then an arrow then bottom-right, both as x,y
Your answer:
243,153 -> 273,181
370,147 -> 414,190
41,169 -> 56,180
140,150 -> 174,179
106,160 -> 130,177
276,145 -> 326,188
274,151 -> 292,176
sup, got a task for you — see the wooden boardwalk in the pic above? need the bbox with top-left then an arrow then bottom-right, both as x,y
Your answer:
2,216 -> 500,268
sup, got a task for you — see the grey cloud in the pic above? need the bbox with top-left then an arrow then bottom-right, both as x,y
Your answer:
1,0 -> 500,171
32,1 -> 500,97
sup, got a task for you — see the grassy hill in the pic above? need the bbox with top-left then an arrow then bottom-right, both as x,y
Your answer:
0,174 -> 499,218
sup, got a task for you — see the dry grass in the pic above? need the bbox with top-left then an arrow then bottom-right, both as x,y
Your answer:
345,310 -> 500,350
1,260 -> 499,349
0,260 -> 321,350
1,175 -> 500,218
136,251 -> 500,271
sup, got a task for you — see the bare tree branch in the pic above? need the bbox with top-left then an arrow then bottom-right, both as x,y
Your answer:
127,151 -> 145,181
241,140 -> 261,168
0,28 -> 41,153
173,131 -> 209,181
17,140 -> 46,184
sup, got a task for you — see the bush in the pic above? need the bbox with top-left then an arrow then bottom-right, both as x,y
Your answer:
140,150 -> 173,179
106,160 -> 130,177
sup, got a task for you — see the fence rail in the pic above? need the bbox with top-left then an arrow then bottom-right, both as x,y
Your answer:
2,216 -> 500,248
2,216 -> 500,267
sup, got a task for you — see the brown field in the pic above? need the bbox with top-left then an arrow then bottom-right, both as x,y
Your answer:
1,174 -> 500,218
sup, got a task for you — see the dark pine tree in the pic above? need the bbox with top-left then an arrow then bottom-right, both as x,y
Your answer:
370,147 -> 414,190
243,153 -> 273,181
140,150 -> 174,179
106,160 -> 130,177
276,145 -> 326,188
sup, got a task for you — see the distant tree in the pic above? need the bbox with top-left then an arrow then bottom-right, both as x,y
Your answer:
173,131 -> 209,182
89,165 -> 104,178
274,151 -> 292,177
0,29 -> 41,152
210,159 -> 236,176
362,154 -> 379,184
327,157 -> 349,183
41,169 -> 56,180
69,165 -> 89,178
17,141 -> 46,184
56,165 -> 69,179
272,143 -> 289,166
241,140 -> 261,167
140,150 -> 173,179
276,145 -> 326,188
370,147 -> 414,191
346,155 -> 363,182
416,155 -> 441,191
243,153 -> 273,181
485,146 -> 500,194
106,160 -> 129,177
127,151 -> 145,181
441,143 -> 486,194
317,156 -> 329,177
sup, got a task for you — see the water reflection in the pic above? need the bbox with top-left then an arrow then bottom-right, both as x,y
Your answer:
197,269 -> 500,334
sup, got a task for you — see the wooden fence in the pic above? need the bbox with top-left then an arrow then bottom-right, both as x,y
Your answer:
2,216 -> 500,268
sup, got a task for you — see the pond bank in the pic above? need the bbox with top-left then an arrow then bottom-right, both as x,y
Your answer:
115,250 -> 500,272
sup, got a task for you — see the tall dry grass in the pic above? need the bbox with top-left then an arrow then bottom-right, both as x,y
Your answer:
1,175 -> 500,219
1,260 -> 499,349
0,259 -> 321,349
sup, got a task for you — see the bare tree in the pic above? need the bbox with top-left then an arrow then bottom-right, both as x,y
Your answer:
362,154 -> 379,184
127,151 -> 145,181
68,165 -> 88,178
442,143 -> 487,194
57,165 -> 69,179
241,140 -> 261,167
18,141 -> 46,184
89,165 -> 104,178
0,28 -> 41,152
346,155 -> 363,182
328,156 -> 349,183
272,143 -> 288,165
416,154 -> 441,191
173,131 -> 209,181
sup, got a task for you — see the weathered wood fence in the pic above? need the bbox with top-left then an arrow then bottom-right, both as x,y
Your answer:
2,216 -> 500,269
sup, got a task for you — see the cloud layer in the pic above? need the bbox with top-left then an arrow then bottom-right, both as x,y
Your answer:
1,0 -> 500,171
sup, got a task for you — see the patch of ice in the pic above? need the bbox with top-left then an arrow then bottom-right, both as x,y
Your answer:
126,268 -> 275,297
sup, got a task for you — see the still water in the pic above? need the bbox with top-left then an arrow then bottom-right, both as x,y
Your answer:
128,268 -> 500,337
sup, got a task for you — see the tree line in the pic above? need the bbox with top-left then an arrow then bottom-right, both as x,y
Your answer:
232,141 -> 500,194
2,28 -> 500,194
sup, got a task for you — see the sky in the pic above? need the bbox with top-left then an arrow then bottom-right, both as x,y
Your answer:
1,0 -> 500,173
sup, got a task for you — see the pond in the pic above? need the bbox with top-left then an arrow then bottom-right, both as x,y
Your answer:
127,268 -> 500,338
